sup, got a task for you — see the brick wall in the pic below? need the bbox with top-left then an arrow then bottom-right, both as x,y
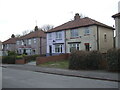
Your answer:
15,59 -> 25,64
36,54 -> 70,65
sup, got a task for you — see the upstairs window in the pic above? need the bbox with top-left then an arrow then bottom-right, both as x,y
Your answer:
71,29 -> 79,38
16,41 -> 19,45
48,33 -> 52,40
84,27 -> 90,35
104,33 -> 107,42
34,38 -> 36,43
28,39 -> 31,45
56,32 -> 62,40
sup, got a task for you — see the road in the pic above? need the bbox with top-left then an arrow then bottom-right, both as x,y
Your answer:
2,67 -> 118,88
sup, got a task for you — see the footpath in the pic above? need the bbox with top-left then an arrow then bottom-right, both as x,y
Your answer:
1,64 -> 120,82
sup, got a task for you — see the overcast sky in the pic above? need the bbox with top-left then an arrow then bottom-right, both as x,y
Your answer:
0,0 -> 119,42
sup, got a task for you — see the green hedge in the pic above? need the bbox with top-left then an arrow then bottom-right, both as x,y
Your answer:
2,56 -> 16,64
69,50 -> 102,70
107,49 -> 120,71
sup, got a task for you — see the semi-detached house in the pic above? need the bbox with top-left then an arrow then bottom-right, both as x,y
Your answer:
46,13 -> 114,56
16,26 -> 46,55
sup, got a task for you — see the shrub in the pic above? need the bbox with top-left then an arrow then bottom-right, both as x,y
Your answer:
86,51 -> 102,69
2,56 -> 16,64
107,49 -> 120,71
69,50 -> 102,70
16,55 -> 24,60
8,51 -> 17,56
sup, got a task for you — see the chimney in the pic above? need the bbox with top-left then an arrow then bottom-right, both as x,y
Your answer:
34,26 -> 38,31
74,13 -> 80,20
11,34 -> 15,38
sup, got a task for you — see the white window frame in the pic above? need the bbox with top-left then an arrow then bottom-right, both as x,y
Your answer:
28,39 -> 31,45
69,43 -> 79,52
48,33 -> 52,40
71,29 -> 79,38
84,27 -> 90,35
16,41 -> 19,45
55,44 -> 62,53
34,38 -> 37,43
56,32 -> 62,40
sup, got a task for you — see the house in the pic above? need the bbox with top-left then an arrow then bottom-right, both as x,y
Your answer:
2,34 -> 17,56
16,26 -> 46,55
46,13 -> 114,55
112,2 -> 120,49
0,41 -> 2,63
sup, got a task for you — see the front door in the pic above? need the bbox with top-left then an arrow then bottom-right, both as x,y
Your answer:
49,45 -> 52,56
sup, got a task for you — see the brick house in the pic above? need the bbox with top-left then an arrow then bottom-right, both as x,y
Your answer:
46,13 -> 114,56
16,26 -> 46,55
2,34 -> 17,56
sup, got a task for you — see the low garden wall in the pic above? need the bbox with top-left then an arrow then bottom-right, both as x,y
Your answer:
36,54 -> 70,65
15,59 -> 26,64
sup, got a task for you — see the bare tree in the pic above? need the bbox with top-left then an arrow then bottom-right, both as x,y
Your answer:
41,24 -> 54,31
22,30 -> 30,36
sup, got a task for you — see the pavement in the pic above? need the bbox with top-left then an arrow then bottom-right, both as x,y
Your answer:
1,64 -> 120,82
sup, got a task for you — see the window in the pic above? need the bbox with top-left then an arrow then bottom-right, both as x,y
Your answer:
84,43 -> 90,51
16,41 -> 19,45
28,39 -> 31,45
55,44 -> 62,53
48,33 -> 52,40
56,32 -> 62,40
21,40 -> 24,45
71,29 -> 79,38
69,43 -> 79,52
104,33 -> 107,42
34,38 -> 36,43
84,27 -> 90,35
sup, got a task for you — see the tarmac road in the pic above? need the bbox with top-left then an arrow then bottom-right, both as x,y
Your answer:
2,67 -> 118,88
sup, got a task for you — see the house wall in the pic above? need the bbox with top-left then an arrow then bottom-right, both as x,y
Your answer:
16,37 -> 46,55
65,26 -> 98,53
114,17 -> 120,49
47,31 -> 65,56
98,26 -> 114,53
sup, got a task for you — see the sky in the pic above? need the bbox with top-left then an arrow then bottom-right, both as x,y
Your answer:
0,0 -> 119,42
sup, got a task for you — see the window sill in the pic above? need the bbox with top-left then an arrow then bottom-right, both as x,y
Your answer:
70,37 -> 79,39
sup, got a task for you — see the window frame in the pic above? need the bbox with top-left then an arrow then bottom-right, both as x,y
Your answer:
71,29 -> 79,38
56,32 -> 62,40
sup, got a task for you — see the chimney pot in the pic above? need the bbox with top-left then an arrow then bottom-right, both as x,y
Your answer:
74,13 -> 80,20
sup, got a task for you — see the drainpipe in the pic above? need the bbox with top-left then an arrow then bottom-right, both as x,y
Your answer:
97,25 -> 99,51
64,30 -> 66,53
40,37 -> 42,55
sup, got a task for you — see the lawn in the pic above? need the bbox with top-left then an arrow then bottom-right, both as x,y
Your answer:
39,60 -> 69,69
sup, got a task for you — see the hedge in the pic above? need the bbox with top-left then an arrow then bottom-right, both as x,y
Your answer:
2,56 -> 16,64
107,49 -> 120,71
69,50 -> 102,70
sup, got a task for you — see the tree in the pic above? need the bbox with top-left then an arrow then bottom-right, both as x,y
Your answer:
41,24 -> 54,31
22,30 -> 30,36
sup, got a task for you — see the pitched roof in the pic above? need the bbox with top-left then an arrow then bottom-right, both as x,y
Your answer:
112,12 -> 120,18
2,38 -> 18,44
47,17 -> 114,33
19,30 -> 46,40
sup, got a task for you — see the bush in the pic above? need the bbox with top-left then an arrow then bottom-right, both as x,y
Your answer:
8,51 -> 17,56
16,55 -> 24,60
69,50 -> 102,70
107,49 -> 120,71
2,56 -> 16,64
